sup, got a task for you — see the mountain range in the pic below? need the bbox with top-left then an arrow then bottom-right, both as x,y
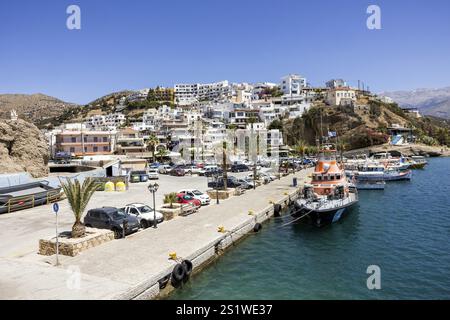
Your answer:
381,87 -> 450,119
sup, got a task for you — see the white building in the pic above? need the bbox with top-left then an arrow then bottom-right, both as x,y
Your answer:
280,74 -> 307,96
174,80 -> 230,105
86,113 -> 125,131
326,79 -> 347,89
326,87 -> 357,106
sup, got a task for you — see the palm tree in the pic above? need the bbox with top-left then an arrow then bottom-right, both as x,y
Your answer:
163,192 -> 177,208
59,177 -> 100,238
146,135 -> 159,163
337,139 -> 348,162
156,148 -> 169,163
294,140 -> 307,161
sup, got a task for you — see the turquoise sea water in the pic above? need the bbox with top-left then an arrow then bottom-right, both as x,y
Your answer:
169,158 -> 450,299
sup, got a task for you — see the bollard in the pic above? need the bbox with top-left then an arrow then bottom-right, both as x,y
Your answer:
293,177 -> 298,187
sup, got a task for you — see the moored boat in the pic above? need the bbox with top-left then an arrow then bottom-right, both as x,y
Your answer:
293,146 -> 359,227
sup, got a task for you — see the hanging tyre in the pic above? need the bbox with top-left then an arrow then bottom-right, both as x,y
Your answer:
274,204 -> 282,217
171,263 -> 186,288
253,223 -> 262,233
182,259 -> 193,277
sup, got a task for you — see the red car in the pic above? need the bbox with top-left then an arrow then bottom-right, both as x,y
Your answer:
176,193 -> 201,207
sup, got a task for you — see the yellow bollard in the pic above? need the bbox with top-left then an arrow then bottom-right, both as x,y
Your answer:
217,226 -> 226,233
248,210 -> 254,215
104,181 -> 115,192
115,181 -> 126,192
169,252 -> 177,260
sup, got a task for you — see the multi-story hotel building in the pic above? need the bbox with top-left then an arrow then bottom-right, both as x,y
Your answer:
55,131 -> 114,156
174,80 -> 230,105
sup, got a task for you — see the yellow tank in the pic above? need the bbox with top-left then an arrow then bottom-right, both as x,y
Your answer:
104,181 -> 115,192
115,181 -> 126,192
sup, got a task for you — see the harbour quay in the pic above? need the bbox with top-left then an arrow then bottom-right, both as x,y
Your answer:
0,168 -> 312,300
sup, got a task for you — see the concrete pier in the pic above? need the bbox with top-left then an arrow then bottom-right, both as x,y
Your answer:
0,168 -> 312,300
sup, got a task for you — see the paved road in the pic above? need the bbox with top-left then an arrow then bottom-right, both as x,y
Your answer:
0,169 -> 310,299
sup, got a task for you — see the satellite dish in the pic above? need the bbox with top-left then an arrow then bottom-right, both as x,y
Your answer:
323,163 -> 330,172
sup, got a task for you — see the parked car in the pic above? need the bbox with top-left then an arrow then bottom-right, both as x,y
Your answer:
158,164 -> 172,174
148,168 -> 159,180
230,164 -> 250,172
246,172 -> 272,184
236,179 -> 253,189
202,166 -> 223,177
84,207 -> 140,239
122,203 -> 164,228
185,165 -> 202,175
169,166 -> 186,176
176,193 -> 202,207
207,176 -> 242,189
177,189 -> 210,205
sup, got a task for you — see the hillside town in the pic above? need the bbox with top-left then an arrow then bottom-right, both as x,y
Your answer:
41,74 -> 410,165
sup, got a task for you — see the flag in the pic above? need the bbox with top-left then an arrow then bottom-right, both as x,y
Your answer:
328,131 -> 337,138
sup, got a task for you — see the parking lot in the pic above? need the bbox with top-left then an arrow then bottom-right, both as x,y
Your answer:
0,171 -> 251,261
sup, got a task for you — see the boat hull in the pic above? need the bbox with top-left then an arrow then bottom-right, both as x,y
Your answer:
384,170 -> 412,181
293,199 -> 358,227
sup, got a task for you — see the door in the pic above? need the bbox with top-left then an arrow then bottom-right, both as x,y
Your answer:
98,212 -> 111,228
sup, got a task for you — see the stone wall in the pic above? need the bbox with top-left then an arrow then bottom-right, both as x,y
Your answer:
39,228 -> 114,257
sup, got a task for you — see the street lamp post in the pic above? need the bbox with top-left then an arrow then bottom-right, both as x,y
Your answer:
214,173 -> 219,205
147,182 -> 159,228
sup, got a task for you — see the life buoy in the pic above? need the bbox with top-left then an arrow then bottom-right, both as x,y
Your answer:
171,263 -> 186,288
253,223 -> 262,232
182,259 -> 193,278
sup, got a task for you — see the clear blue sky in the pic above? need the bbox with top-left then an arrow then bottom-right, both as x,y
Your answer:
1,0 -> 449,104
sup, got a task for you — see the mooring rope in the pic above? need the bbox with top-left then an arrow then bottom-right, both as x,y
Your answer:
279,208 -> 315,227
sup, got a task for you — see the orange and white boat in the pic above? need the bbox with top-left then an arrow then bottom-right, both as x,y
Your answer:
293,145 -> 358,227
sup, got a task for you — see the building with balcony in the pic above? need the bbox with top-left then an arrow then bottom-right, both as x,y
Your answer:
115,128 -> 146,155
174,80 -> 230,105
280,74 -> 307,96
55,131 -> 114,156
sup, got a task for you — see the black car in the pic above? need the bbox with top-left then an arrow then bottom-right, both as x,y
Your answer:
84,207 -> 140,239
230,164 -> 250,172
204,167 -> 223,177
207,176 -> 242,189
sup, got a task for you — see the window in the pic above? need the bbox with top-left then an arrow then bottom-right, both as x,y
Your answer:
71,137 -> 76,143
93,137 -> 98,142
130,208 -> 139,215
89,211 -> 100,218
103,146 -> 109,151
93,146 -> 98,152
70,147 -> 75,153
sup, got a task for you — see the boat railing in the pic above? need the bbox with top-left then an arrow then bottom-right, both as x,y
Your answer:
1,189 -> 63,214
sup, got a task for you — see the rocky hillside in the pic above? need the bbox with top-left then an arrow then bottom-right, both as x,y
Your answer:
381,87 -> 450,119
0,119 -> 49,178
281,99 -> 450,150
0,93 -> 78,125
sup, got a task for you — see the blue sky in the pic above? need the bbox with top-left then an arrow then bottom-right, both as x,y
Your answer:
1,0 -> 449,104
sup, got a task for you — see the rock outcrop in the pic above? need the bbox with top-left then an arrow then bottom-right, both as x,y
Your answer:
0,119 -> 49,178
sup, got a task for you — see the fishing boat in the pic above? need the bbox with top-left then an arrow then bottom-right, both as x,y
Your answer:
0,181 -> 62,214
407,156 -> 428,169
371,152 -> 410,170
350,171 -> 386,190
383,167 -> 412,181
293,146 -> 359,227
